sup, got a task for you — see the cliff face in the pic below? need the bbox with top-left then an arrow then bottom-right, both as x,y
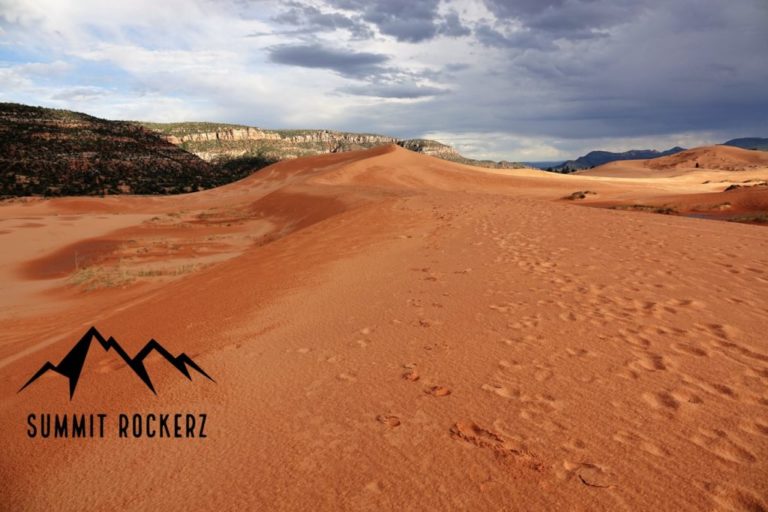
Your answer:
396,139 -> 461,159
0,103 -> 528,198
141,122 -> 400,163
142,122 -> 526,170
165,127 -> 282,144
0,103 -> 244,197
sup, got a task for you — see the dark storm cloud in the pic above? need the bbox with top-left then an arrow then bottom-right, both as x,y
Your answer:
482,0 -> 645,42
323,0 -> 470,42
267,44 -> 388,78
329,0 -> 768,154
7,0 -> 764,161
271,2 -> 373,39
473,23 -> 555,50
327,0 -> 440,42
438,11 -> 471,38
272,0 -> 471,43
260,0 -> 768,155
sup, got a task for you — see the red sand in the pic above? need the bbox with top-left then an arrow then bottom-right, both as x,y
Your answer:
1,145 -> 767,511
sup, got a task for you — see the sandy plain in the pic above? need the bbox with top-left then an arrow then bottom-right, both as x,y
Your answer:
1,145 -> 767,511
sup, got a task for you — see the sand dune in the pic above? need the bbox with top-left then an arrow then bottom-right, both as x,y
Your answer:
582,145 -> 768,178
1,145 -> 767,511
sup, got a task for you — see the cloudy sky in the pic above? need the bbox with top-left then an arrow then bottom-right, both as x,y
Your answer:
1,0 -> 766,161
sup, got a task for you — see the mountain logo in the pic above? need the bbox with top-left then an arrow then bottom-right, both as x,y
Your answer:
18,326 -> 215,399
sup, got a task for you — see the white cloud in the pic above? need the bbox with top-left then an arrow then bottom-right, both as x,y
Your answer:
0,0 -> 765,159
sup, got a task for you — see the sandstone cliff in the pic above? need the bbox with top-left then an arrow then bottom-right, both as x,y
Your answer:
141,122 -> 525,170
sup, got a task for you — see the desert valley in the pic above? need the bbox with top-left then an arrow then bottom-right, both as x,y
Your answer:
1,0 -> 767,510
1,119 -> 767,509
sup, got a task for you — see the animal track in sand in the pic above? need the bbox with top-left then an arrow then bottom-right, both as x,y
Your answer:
481,383 -> 519,399
671,343 -> 708,357
534,367 -> 553,382
402,367 -> 420,381
426,385 -> 452,397
697,322 -> 741,342
691,429 -> 756,464
739,421 -> 768,437
642,391 -> 680,411
489,303 -> 512,313
560,461 -> 616,488
417,318 -> 442,328
449,421 -> 544,472
612,430 -> 669,457
628,352 -> 667,371
337,372 -> 357,382
565,347 -> 591,358
376,415 -> 401,428
562,438 -> 588,452
701,482 -> 768,512
498,359 -> 521,370
558,311 -> 585,322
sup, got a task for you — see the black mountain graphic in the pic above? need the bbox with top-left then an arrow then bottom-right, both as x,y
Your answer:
18,326 -> 214,399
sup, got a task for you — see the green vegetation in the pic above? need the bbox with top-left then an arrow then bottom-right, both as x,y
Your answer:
609,204 -> 678,215
138,121 -> 252,135
563,190 -> 597,200
69,262 -> 205,290
0,103 -> 245,197
726,214 -> 768,224
68,265 -> 134,290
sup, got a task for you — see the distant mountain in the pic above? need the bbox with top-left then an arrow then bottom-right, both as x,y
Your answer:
550,147 -> 686,173
523,161 -> 566,169
722,138 -> 768,151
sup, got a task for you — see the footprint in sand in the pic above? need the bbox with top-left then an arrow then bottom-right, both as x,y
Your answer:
612,430 -> 669,457
449,421 -> 544,472
739,421 -> 768,437
629,352 -> 667,371
402,367 -> 420,381
691,428 -> 756,464
701,482 -> 768,512
565,347 -> 591,358
672,343 -> 708,357
642,390 -> 680,411
376,415 -> 401,428
425,385 -> 451,397
481,383 -> 519,399
560,461 -> 616,488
